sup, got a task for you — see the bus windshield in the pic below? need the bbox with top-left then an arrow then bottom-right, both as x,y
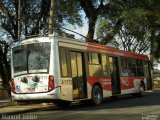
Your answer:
13,42 -> 50,76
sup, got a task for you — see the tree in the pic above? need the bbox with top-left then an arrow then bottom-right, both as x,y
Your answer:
54,0 -> 82,34
77,0 -> 110,42
0,0 -> 82,39
48,0 -> 54,35
0,0 -> 83,92
96,0 -> 160,66
96,7 -> 150,54
142,0 -> 160,66
0,39 -> 10,93
97,0 -> 125,44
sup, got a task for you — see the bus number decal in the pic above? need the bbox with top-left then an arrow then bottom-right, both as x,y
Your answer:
61,79 -> 72,85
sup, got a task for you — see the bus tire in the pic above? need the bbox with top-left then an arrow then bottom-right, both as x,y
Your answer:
133,83 -> 145,97
138,83 -> 145,96
91,85 -> 102,105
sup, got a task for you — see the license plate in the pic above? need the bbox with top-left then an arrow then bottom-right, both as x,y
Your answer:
27,88 -> 35,92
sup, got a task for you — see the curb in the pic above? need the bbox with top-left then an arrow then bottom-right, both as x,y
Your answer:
153,88 -> 160,92
2,107 -> 42,115
0,104 -> 55,115
0,99 -> 12,108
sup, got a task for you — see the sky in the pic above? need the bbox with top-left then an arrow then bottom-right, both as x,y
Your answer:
64,11 -> 88,40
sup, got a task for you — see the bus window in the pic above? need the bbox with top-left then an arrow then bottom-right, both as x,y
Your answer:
13,45 -> 27,73
120,57 -> 129,77
88,52 -> 101,64
88,52 -> 102,77
101,54 -> 109,77
27,43 -> 50,73
128,58 -> 137,76
60,48 -> 68,77
143,61 -> 152,90
136,59 -> 144,77
13,43 -> 50,75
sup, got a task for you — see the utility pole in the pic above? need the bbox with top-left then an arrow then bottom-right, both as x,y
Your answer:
48,0 -> 55,35
18,0 -> 21,40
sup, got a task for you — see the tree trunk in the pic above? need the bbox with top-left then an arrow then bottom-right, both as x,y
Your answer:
48,0 -> 55,35
0,44 -> 11,96
18,0 -> 21,40
150,29 -> 155,69
0,62 -> 7,87
86,17 -> 97,42
14,0 -> 19,41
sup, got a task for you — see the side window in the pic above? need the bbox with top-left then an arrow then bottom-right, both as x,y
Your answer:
136,59 -> 144,77
59,48 -> 68,77
128,58 -> 137,76
143,61 -> 150,79
101,54 -> 110,77
88,52 -> 102,76
120,57 -> 129,76
88,52 -> 101,64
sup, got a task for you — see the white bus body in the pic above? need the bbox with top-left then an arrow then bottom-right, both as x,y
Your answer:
11,35 -> 152,105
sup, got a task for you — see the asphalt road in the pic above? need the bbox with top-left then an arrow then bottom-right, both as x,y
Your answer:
5,90 -> 160,120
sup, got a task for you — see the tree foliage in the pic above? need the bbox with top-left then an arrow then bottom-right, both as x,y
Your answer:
96,8 -> 150,53
0,0 -> 82,40
0,0 -> 82,90
76,0 -> 110,42
96,0 -> 160,64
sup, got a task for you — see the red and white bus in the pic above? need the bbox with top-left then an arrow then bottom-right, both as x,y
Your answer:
11,34 -> 152,106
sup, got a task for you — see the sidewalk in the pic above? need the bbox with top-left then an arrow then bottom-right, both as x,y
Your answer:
0,99 -> 12,108
153,88 -> 160,92
0,103 -> 55,115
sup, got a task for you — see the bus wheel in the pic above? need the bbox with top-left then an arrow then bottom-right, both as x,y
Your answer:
92,85 -> 102,105
133,83 -> 145,97
138,83 -> 145,96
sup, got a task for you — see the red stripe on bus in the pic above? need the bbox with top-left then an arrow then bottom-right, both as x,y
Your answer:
87,77 -> 144,91
87,42 -> 149,61
87,77 -> 112,91
120,77 -> 144,90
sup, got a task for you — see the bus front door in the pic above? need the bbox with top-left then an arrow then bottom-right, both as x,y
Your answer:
70,52 -> 87,99
109,57 -> 121,95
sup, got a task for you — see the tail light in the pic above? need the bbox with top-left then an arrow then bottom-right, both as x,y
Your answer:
11,80 -> 16,93
48,75 -> 55,91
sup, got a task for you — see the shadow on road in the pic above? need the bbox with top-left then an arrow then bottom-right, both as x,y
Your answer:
39,91 -> 160,112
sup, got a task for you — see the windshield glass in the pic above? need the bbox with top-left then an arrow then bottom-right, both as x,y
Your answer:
13,42 -> 50,76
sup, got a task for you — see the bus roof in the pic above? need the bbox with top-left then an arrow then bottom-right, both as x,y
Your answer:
56,36 -> 149,61
11,35 -> 149,61
87,42 -> 149,61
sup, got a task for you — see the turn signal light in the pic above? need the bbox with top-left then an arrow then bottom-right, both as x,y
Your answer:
11,80 -> 16,93
48,75 -> 55,91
